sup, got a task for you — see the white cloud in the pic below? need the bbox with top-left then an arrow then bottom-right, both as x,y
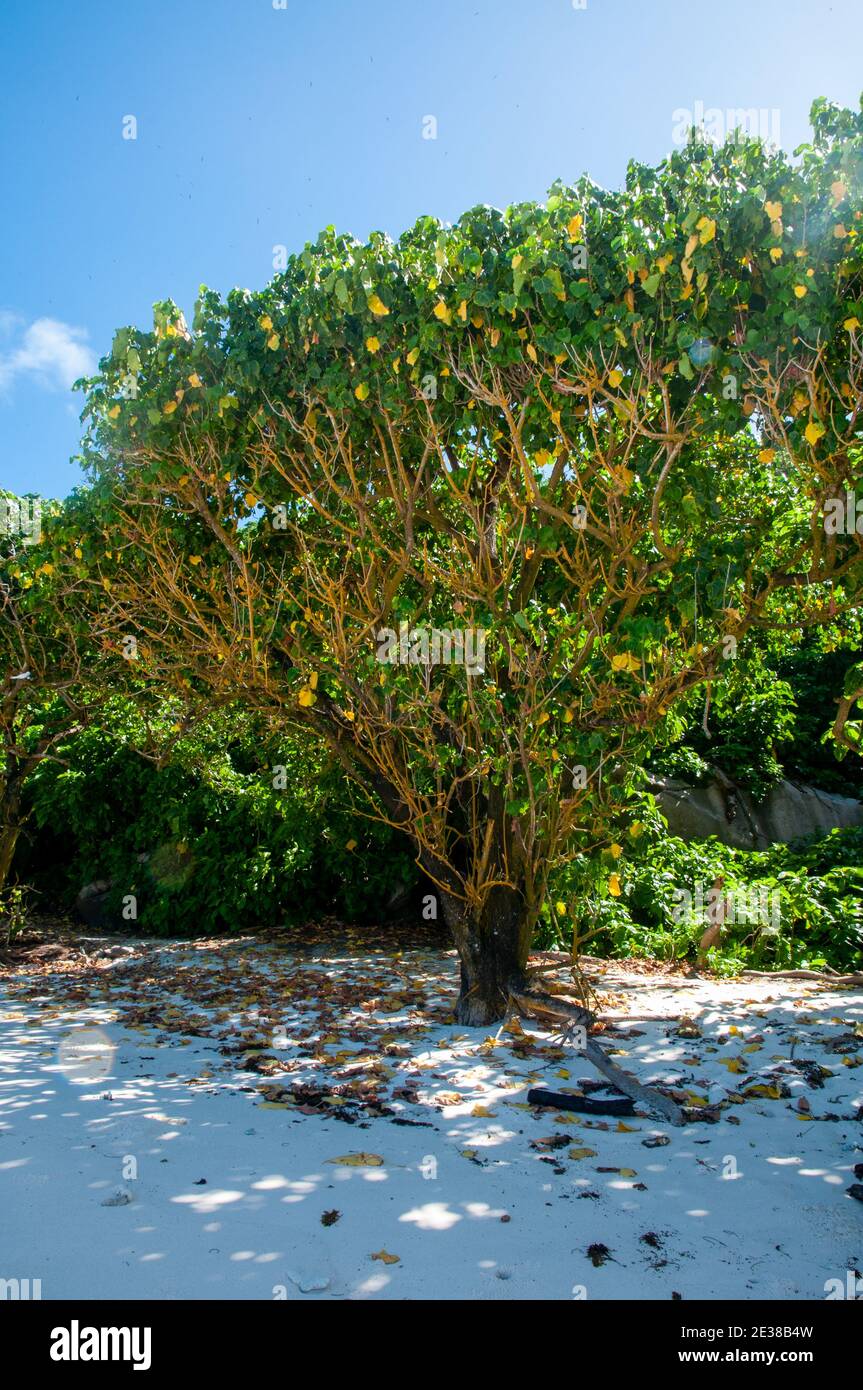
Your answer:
0,316 -> 96,393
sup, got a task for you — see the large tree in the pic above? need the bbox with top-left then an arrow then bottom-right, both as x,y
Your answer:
78,99 -> 863,1025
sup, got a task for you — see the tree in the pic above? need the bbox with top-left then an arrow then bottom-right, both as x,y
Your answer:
79,99 -> 863,1024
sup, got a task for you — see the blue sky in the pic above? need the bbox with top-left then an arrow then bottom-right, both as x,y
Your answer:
2,0 -> 862,500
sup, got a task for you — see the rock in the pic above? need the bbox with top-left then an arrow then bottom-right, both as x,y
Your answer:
651,775 -> 863,849
100,1186 -> 133,1207
75,882 -> 141,933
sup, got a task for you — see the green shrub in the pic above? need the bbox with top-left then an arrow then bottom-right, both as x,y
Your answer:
546,824 -> 863,973
17,702 -> 417,934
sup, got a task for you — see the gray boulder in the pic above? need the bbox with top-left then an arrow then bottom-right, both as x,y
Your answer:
652,774 -> 863,849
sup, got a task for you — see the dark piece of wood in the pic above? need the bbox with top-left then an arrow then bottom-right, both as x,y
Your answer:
527,1086 -> 635,1117
511,987 -> 686,1127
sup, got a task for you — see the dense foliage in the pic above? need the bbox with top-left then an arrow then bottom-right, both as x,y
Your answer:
4,98 -> 863,1001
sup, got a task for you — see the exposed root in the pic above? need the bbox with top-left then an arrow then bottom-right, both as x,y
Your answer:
511,987 -> 686,1127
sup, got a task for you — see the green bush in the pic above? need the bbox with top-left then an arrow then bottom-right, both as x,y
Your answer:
545,824 -> 863,973
17,702 -> 417,934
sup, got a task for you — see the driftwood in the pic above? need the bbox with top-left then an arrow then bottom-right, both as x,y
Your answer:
510,989 -> 686,1127
527,1086 -> 635,1117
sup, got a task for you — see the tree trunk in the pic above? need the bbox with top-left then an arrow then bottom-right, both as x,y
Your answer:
440,883 -> 528,1026
0,818 -> 21,895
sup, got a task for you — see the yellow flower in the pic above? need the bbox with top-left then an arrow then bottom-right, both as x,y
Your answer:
366,336 -> 381,353
793,285 -> 807,299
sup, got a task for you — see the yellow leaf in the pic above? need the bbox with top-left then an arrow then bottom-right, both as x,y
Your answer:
267,333 -> 280,349
568,1147 -> 597,1160
608,369 -> 623,388
804,420 -> 825,446
844,316 -> 860,332
367,293 -> 389,316
608,873 -> 622,898
258,314 -> 273,331
526,343 -> 538,362
719,1057 -> 745,1073
355,382 -> 370,401
555,901 -> 566,915
567,214 -> 583,239
831,180 -> 847,204
189,555 -> 202,566
163,400 -> 177,414
764,200 -> 782,221
108,404 -> 121,419
758,447 -> 776,464
406,347 -> 420,365
433,300 -> 452,325
326,1153 -> 384,1167
188,372 -> 202,387
298,687 -> 317,707
793,284 -> 807,299
366,336 -> 381,353
457,299 -> 468,321
697,216 -> 716,244
769,247 -> 783,262
616,1121 -> 637,1133
370,1249 -> 399,1264
345,839 -> 357,851
489,327 -> 501,347
610,652 -> 640,673
471,1104 -> 496,1118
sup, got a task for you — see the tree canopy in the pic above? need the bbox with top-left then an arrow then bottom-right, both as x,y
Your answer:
74,97 -> 863,1022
